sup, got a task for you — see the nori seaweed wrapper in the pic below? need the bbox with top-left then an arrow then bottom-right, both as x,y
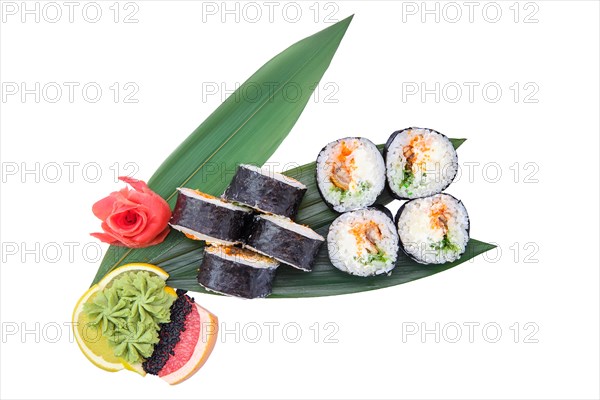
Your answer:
394,194 -> 470,264
246,216 -> 324,272
222,165 -> 306,219
170,189 -> 252,244
198,249 -> 277,299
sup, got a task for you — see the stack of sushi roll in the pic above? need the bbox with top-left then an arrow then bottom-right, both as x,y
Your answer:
385,127 -> 458,199
224,164 -> 324,273
316,137 -> 400,276
198,245 -> 279,299
385,128 -> 470,265
170,126 -> 472,295
316,137 -> 385,212
246,214 -> 324,272
223,164 -> 307,219
395,194 -> 469,264
327,207 -> 399,276
170,188 -> 253,245
319,128 -> 471,274
170,164 -> 324,299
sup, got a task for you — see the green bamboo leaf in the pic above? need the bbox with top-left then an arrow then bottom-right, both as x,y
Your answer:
155,139 -> 497,298
166,239 -> 495,298
92,16 -> 354,285
89,19 -> 496,297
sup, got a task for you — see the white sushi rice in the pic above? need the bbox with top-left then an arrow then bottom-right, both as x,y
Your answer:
240,164 -> 306,189
205,245 -> 279,269
316,138 -> 385,212
177,188 -> 252,212
386,128 -> 458,199
327,208 -> 399,276
397,194 -> 469,264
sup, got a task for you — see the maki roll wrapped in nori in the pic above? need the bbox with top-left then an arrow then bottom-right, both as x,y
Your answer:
316,137 -> 385,213
198,245 -> 279,299
395,194 -> 470,264
245,214 -> 325,272
222,164 -> 307,219
385,127 -> 458,199
327,207 -> 399,276
170,188 -> 253,245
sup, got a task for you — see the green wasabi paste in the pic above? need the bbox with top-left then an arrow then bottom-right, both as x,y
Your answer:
83,271 -> 175,364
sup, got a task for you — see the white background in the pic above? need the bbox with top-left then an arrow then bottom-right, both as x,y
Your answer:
1,1 -> 599,399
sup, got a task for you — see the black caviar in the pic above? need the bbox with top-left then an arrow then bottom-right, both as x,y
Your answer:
142,290 -> 194,375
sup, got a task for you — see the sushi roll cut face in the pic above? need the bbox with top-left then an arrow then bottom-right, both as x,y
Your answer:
198,245 -> 279,299
327,208 -> 399,276
170,188 -> 252,246
316,137 -> 385,213
396,194 -> 469,264
245,214 -> 325,272
222,164 -> 307,219
385,128 -> 458,199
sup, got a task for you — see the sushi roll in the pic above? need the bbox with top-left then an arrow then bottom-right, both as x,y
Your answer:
327,207 -> 399,276
170,188 -> 253,245
316,137 -> 385,213
385,127 -> 458,199
198,245 -> 279,299
245,214 -> 324,272
396,194 -> 470,264
222,164 -> 307,219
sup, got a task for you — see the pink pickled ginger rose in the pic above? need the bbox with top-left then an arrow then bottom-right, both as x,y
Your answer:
91,177 -> 171,248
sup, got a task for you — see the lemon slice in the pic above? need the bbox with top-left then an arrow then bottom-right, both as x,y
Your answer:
72,285 -> 124,372
72,263 -> 171,373
122,360 -> 147,376
98,263 -> 169,289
